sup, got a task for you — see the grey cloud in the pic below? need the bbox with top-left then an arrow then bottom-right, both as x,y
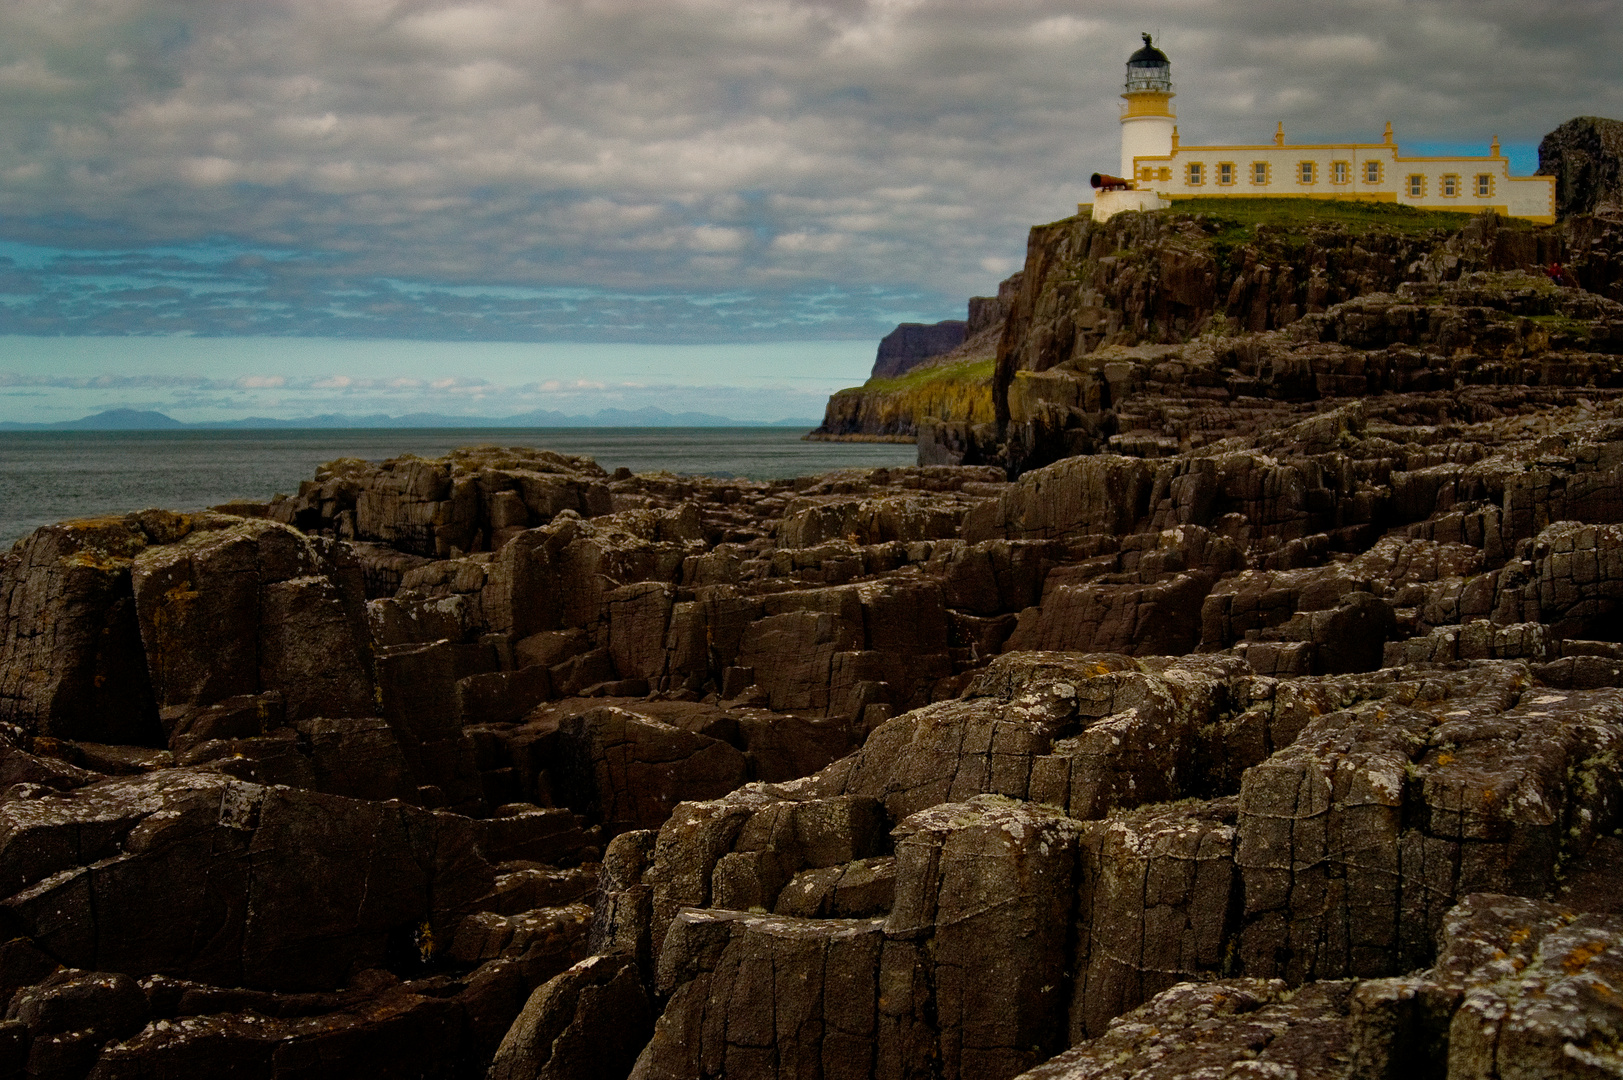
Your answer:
0,0 -> 1619,341
0,243 -> 944,339
0,372 -> 213,389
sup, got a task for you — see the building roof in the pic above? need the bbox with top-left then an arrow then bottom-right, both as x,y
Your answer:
1128,33 -> 1168,67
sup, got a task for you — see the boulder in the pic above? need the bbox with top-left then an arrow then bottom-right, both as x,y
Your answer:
0,770 -> 493,991
884,796 -> 1082,1080
1236,684 -> 1623,981
1016,891 -> 1623,1080
553,707 -> 748,835
1437,892 -> 1623,1080
489,952 -> 653,1080
0,519 -> 159,745
446,903 -> 591,971
1071,798 -> 1240,1038
633,909 -> 886,1080
373,640 -> 486,811
1015,978 -> 1407,1080
130,519 -> 373,723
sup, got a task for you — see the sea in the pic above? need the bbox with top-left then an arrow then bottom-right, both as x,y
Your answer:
0,428 -> 919,548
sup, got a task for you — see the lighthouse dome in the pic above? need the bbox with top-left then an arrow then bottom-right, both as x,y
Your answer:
1125,33 -> 1171,93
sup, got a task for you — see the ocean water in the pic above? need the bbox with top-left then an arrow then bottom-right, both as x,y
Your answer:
0,428 -> 919,548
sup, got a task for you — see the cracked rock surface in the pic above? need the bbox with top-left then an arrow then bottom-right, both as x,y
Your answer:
0,206 -> 1622,1077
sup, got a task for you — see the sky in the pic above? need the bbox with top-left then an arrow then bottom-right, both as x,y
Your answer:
1,0 -> 1620,423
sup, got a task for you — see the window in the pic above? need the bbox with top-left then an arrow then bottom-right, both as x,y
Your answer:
1218,162 -> 1235,185
1441,174 -> 1459,197
1187,162 -> 1204,185
1252,161 -> 1270,185
1407,174 -> 1425,197
1365,160 -> 1383,184
1157,167 -> 1171,181
1476,173 -> 1493,197
1332,161 -> 1350,184
1298,161 -> 1316,184
1140,166 -> 1155,181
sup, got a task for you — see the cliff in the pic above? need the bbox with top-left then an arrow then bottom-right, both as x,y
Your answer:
870,320 -> 967,380
808,274 -> 1019,440
809,351 -> 997,442
908,200 -> 1623,474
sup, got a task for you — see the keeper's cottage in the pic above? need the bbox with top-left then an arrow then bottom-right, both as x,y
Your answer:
1091,34 -> 1556,223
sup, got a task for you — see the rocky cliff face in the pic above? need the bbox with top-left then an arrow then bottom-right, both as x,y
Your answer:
870,321 -> 968,380
816,119 -> 1623,454
8,206 -> 1623,1076
1,348 -> 1623,1073
810,354 -> 996,441
903,206 -> 1623,475
1540,115 -> 1623,217
809,278 -> 1019,441
868,275 -> 1025,383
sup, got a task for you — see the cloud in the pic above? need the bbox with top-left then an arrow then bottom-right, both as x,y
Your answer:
0,244 -> 947,340
0,372 -> 210,390
0,0 -> 1617,342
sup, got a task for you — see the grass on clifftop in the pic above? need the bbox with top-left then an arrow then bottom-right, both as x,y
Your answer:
1173,197 -> 1484,239
843,355 -> 995,396
1162,197 -> 1500,280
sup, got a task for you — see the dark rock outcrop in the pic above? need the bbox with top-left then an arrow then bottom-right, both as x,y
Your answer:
490,952 -> 653,1080
1539,115 -> 1623,218
0,517 -> 157,746
1019,892 -> 1623,1080
0,770 -> 494,990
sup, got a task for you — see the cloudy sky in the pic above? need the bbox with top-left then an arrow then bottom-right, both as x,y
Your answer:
1,0 -> 1620,422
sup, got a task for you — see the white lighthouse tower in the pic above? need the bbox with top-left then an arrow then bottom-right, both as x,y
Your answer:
1119,33 -> 1175,179
1089,34 -> 1174,221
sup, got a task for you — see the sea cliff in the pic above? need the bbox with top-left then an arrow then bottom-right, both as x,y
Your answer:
806,274 -> 1017,441
818,189 -> 1623,471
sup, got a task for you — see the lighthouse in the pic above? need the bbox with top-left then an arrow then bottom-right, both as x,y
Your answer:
1085,33 -> 1555,224
1119,33 -> 1175,179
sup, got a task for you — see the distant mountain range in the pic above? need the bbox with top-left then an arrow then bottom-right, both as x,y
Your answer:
0,407 -> 822,431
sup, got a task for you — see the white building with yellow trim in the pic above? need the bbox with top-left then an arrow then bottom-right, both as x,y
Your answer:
1092,35 -> 1555,224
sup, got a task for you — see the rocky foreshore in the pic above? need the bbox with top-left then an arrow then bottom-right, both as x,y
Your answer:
3,205 -> 1623,1076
